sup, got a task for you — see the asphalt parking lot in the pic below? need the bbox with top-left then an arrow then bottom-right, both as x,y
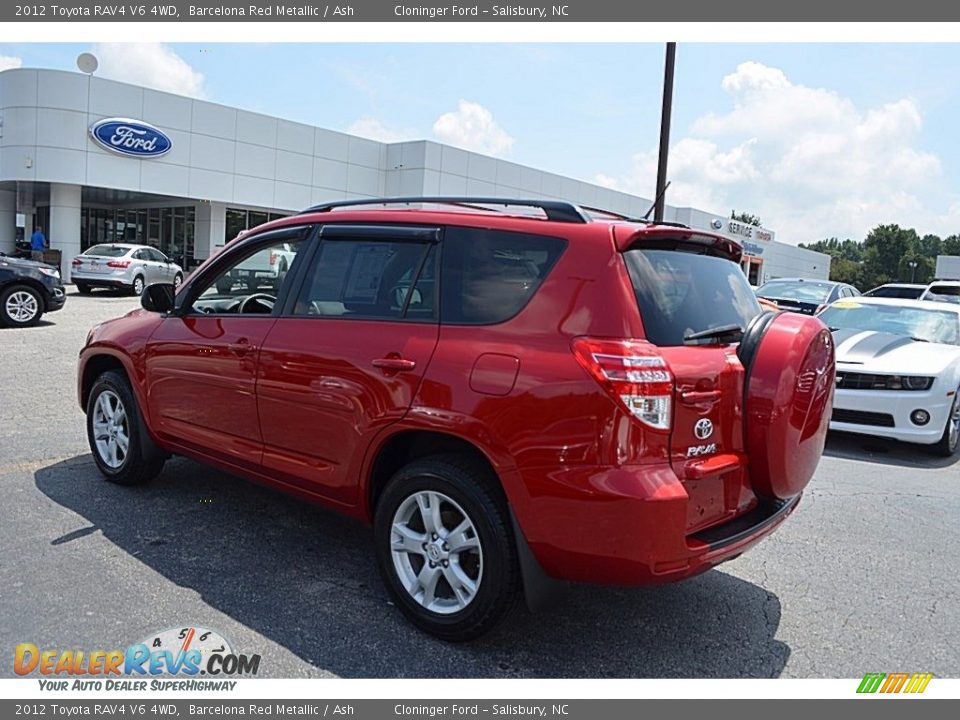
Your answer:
1,292 -> 958,679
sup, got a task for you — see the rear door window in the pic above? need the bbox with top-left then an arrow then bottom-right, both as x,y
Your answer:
440,227 -> 565,324
293,237 -> 437,321
624,249 -> 761,347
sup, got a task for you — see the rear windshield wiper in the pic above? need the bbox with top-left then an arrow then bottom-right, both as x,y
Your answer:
683,324 -> 744,345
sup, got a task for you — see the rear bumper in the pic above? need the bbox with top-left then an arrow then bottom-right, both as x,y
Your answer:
511,462 -> 800,586
71,273 -> 134,290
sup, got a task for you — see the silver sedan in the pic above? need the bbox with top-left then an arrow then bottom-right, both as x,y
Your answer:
71,244 -> 183,296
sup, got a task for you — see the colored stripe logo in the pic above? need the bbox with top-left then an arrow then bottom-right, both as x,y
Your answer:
857,672 -> 933,694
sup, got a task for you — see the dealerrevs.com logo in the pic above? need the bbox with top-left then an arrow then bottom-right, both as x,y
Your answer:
14,626 -> 261,691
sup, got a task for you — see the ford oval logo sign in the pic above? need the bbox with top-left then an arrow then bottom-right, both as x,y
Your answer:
89,118 -> 171,158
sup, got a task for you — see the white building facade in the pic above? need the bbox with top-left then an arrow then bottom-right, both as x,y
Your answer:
0,67 -> 829,283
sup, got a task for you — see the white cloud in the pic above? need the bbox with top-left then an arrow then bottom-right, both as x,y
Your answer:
346,117 -> 418,144
597,61 -> 949,243
91,43 -> 205,98
432,100 -> 513,156
0,55 -> 23,72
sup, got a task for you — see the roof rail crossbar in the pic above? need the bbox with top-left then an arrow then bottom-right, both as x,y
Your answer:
299,197 -> 591,224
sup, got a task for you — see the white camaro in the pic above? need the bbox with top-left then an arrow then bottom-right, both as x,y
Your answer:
818,297 -> 960,456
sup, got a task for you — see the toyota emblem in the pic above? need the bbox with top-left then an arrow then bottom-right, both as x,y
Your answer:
694,418 -> 714,440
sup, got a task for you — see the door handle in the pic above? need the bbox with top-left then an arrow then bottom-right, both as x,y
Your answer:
372,357 -> 416,372
228,341 -> 257,356
679,389 -> 721,405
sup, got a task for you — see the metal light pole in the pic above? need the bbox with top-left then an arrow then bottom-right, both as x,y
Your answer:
909,260 -> 918,283
653,42 -> 677,223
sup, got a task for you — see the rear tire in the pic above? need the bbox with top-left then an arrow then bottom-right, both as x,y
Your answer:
373,455 -> 520,641
86,370 -> 165,485
75,282 -> 92,295
0,284 -> 43,327
932,391 -> 960,457
131,275 -> 145,297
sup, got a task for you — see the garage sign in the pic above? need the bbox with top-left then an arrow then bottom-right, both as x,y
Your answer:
90,118 -> 172,158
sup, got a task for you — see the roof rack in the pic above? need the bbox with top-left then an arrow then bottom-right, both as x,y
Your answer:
300,197 -> 591,224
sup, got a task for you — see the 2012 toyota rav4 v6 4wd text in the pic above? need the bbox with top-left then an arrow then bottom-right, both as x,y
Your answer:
78,198 -> 835,640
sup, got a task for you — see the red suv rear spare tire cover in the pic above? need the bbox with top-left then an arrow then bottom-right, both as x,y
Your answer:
743,312 -> 835,500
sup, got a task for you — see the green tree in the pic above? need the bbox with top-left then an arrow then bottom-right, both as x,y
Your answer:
917,233 -> 942,260
860,224 -> 920,286
829,257 -> 861,285
731,210 -> 762,227
942,235 -> 960,256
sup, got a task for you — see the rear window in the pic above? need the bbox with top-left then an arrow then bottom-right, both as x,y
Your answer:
83,245 -> 130,258
441,227 -> 565,324
757,280 -> 833,303
624,249 -> 761,347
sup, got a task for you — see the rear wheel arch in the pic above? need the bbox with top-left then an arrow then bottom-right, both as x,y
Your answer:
366,430 -> 508,520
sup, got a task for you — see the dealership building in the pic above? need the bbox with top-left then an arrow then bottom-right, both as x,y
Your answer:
0,67 -> 829,284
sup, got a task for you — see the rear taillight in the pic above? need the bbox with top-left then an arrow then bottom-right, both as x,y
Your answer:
107,260 -> 131,269
572,337 -> 674,431
269,252 -> 277,266
71,258 -> 82,267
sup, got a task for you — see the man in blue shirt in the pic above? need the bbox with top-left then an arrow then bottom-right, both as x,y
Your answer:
30,226 -> 46,261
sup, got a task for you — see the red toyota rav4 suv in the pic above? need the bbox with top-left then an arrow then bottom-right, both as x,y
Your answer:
78,198 -> 835,640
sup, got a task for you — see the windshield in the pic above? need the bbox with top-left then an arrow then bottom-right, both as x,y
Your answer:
926,285 -> 960,304
624,249 -> 761,347
819,302 -> 960,345
83,245 -> 130,258
757,280 -> 833,303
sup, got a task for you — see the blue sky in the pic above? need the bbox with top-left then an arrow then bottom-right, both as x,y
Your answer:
2,42 -> 960,243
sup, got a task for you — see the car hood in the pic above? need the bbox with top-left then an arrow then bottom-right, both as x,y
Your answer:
833,329 -> 960,374
0,255 -> 54,272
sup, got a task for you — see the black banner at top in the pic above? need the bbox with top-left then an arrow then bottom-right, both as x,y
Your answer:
3,0 -> 958,22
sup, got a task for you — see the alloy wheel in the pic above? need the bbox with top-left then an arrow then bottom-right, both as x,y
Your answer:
5,290 -> 38,323
91,390 -> 130,469
950,394 -> 960,452
390,490 -> 483,615
133,277 -> 144,295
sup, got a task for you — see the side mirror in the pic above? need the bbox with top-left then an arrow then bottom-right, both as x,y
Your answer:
141,283 -> 176,314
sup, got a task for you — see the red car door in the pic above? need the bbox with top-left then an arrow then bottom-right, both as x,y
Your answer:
144,230 -> 310,469
256,225 -> 440,505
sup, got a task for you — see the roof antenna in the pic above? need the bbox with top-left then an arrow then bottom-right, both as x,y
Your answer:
642,180 -> 671,221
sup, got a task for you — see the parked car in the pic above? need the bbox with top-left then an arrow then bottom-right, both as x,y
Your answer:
819,297 -> 960,455
0,251 -> 66,327
71,244 -> 183,296
863,283 -> 927,300
78,197 -> 835,640
920,280 -> 960,305
756,278 -> 859,315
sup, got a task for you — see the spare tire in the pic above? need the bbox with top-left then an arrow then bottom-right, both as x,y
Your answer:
742,312 -> 835,500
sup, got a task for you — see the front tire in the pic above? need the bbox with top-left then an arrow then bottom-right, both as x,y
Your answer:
373,455 -> 520,641
86,370 -> 165,485
933,391 -> 960,457
0,284 -> 43,327
173,273 -> 183,290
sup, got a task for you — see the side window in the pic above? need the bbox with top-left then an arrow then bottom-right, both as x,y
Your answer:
132,249 -> 148,261
190,237 -> 306,315
441,227 -> 566,324
293,239 -> 436,321
148,248 -> 167,262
